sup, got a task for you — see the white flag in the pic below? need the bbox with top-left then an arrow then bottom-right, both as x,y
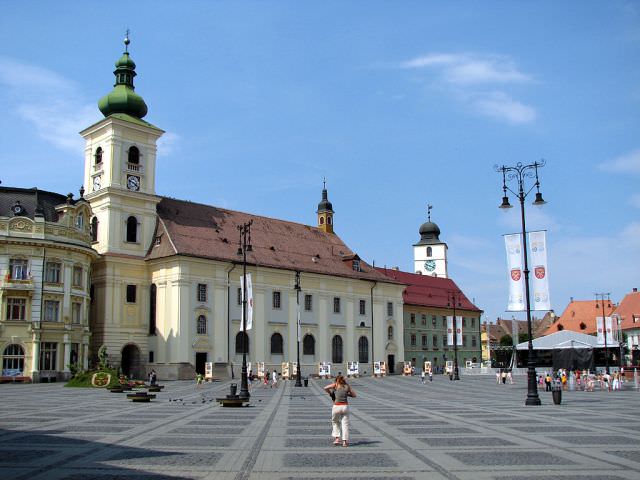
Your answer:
447,316 -> 454,346
529,231 -> 551,311
456,316 -> 463,346
605,316 -> 613,344
241,273 -> 253,331
504,234 -> 525,311
297,305 -> 301,341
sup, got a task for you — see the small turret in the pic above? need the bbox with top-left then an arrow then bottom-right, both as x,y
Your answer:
316,179 -> 334,234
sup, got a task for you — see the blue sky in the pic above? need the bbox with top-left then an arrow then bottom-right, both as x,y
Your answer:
1,2 -> 638,323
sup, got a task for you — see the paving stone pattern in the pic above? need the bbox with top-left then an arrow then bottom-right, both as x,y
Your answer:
1,375 -> 640,479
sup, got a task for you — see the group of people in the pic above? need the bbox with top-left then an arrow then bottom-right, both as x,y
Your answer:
496,369 -> 514,384
247,369 -> 279,388
539,369 -> 625,392
420,369 -> 433,383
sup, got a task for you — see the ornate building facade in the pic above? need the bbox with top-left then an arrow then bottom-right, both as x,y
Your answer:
0,187 -> 97,381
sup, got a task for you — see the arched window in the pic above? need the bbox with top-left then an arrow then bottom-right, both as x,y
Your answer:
331,335 -> 343,364
149,284 -> 157,335
387,325 -> 394,340
426,246 -> 432,257
327,216 -> 332,225
128,146 -> 140,164
91,217 -> 98,242
235,331 -> 249,354
95,147 -> 103,165
358,336 -> 369,363
126,216 -> 138,243
2,344 -> 25,374
319,217 -> 325,225
197,315 -> 207,335
303,334 -> 315,355
270,333 -> 283,354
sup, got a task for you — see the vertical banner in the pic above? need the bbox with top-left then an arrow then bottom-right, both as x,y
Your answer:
241,273 -> 253,331
596,317 -> 604,345
447,316 -> 454,346
447,316 -> 463,345
529,231 -> 551,311
504,234 -> 525,311
605,316 -> 613,344
297,301 -> 301,342
456,316 -> 463,346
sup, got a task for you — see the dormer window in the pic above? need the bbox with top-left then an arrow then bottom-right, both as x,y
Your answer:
95,147 -> 103,165
128,146 -> 140,164
352,259 -> 361,271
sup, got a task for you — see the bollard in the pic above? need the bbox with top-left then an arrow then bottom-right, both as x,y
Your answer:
304,377 -> 308,387
229,383 -> 237,397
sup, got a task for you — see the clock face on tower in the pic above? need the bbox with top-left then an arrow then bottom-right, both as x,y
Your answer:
93,176 -> 101,191
424,260 -> 436,272
127,175 -> 140,191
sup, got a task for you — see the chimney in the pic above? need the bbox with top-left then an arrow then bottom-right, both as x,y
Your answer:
570,296 -> 574,302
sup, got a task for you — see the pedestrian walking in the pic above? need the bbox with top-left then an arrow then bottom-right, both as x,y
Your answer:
195,373 -> 203,389
428,370 -> 433,382
271,370 -> 278,388
324,374 -> 356,447
263,370 -> 269,388
545,372 -> 552,391
507,370 -> 513,384
421,370 -> 426,384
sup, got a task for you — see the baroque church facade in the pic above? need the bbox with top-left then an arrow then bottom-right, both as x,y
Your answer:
82,39 -> 405,380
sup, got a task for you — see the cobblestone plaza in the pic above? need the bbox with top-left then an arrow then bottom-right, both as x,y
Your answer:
1,375 -> 639,479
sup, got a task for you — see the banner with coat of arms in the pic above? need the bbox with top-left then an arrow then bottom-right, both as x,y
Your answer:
446,316 -> 463,346
528,231 -> 551,311
240,273 -> 253,331
596,317 -> 614,345
504,234 -> 525,311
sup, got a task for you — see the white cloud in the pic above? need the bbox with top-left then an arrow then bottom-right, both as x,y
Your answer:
471,92 -> 536,125
599,149 -> 640,174
0,56 -> 96,153
157,131 -> 180,157
399,52 -> 536,125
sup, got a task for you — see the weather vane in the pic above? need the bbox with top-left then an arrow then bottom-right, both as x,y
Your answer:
427,204 -> 432,222
323,176 -> 326,190
124,29 -> 130,52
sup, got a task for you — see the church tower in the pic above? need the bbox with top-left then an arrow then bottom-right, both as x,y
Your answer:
316,180 -> 334,234
413,205 -> 448,277
81,34 -> 164,257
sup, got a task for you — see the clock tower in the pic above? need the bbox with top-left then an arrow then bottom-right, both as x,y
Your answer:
81,35 -> 164,257
413,205 -> 448,278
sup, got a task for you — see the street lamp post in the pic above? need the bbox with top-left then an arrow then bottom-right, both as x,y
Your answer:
237,220 -> 253,400
294,271 -> 303,387
495,160 -> 546,406
447,290 -> 461,381
595,293 -> 611,374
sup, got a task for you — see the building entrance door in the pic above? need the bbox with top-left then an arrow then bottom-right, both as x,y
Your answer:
121,344 -> 142,379
387,354 -> 395,374
195,352 -> 207,375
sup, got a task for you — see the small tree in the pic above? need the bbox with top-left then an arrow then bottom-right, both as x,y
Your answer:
499,335 -> 513,346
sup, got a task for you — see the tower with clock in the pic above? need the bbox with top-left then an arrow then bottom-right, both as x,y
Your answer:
413,205 -> 448,278
81,35 -> 164,257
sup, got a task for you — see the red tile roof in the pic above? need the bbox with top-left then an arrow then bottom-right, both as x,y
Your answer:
375,268 -> 481,312
148,197 -> 400,284
543,300 -> 616,335
613,290 -> 640,331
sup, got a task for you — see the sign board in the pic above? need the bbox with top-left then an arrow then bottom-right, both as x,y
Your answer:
204,362 -> 213,380
318,362 -> 331,378
403,362 -> 413,375
445,360 -> 453,374
281,362 -> 291,380
256,361 -> 265,379
347,361 -> 359,377
423,361 -> 432,374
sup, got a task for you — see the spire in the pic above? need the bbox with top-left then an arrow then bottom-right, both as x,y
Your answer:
98,32 -> 148,119
316,179 -> 334,234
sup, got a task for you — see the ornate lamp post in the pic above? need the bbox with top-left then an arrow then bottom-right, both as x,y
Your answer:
447,290 -> 462,381
294,271 -> 303,387
595,293 -> 611,374
495,160 -> 546,406
237,220 -> 253,400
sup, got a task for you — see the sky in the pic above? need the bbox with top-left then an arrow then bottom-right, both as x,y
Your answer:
1,1 -> 638,323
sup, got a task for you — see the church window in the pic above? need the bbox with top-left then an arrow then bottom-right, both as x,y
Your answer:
126,285 -> 137,303
387,325 -> 394,340
304,294 -> 312,311
319,217 -> 324,225
235,332 -> 249,354
359,299 -> 366,315
427,247 -> 432,257
272,291 -> 281,309
128,146 -> 140,165
95,147 -> 103,165
149,284 -> 157,335
91,217 -> 98,242
358,336 -> 368,363
331,335 -> 343,363
126,216 -> 138,243
197,284 -> 207,303
197,315 -> 207,335
303,334 -> 315,355
270,333 -> 283,354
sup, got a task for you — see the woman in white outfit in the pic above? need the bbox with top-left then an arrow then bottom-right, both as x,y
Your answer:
324,375 -> 356,447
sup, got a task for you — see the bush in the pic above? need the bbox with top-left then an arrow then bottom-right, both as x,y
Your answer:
64,368 -> 119,388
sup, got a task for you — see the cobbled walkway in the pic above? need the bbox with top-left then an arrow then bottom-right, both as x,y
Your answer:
1,375 -> 639,479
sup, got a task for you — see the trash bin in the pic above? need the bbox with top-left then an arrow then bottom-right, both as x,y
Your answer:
229,383 -> 237,397
552,384 -> 562,405
303,377 -> 308,387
